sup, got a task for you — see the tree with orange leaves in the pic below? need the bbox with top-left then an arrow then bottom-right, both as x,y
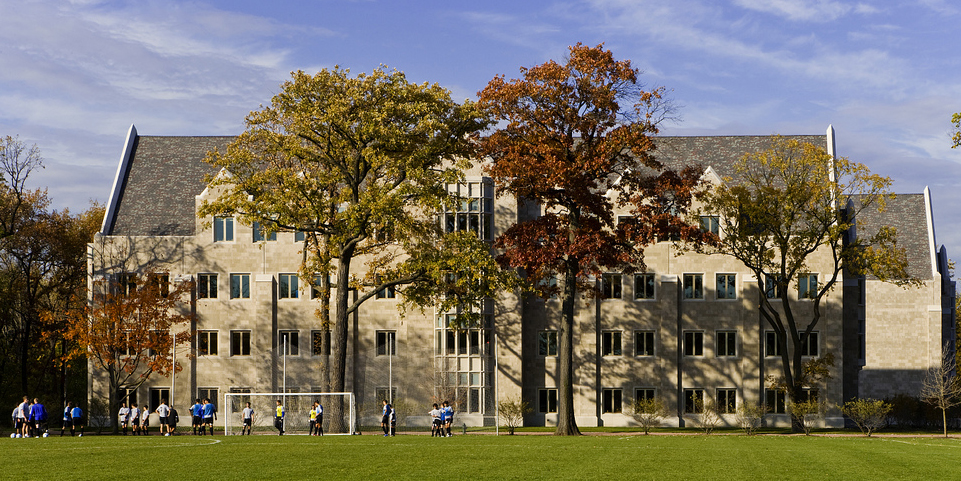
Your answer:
62,271 -> 194,433
478,44 -> 711,435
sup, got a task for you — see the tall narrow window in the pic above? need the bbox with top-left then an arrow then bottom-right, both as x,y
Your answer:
278,274 -> 299,299
197,273 -> 218,299
602,389 -> 622,413
700,215 -> 719,235
538,389 -> 558,413
717,389 -> 737,414
683,331 -> 704,356
230,274 -> 250,299
684,389 -> 704,414
279,330 -> 299,356
230,331 -> 251,356
683,274 -> 703,299
634,330 -> 655,356
538,330 -> 558,356
602,331 -> 622,356
600,274 -> 622,299
765,331 -> 782,357
716,331 -> 737,357
213,216 -> 234,242
765,274 -> 783,299
716,274 -> 736,299
442,181 -> 495,240
634,273 -> 655,300
798,273 -> 818,299
197,331 -> 218,356
376,331 -> 396,356
765,389 -> 786,414
800,331 -> 819,357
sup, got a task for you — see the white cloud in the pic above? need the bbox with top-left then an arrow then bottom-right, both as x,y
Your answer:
732,0 -> 853,22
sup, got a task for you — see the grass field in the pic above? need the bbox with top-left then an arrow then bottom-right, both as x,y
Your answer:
3,431 -> 961,480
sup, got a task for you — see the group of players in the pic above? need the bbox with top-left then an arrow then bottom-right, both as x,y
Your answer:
117,397 -> 216,436
11,396 -> 84,438
254,400 -> 325,436
428,400 -> 454,437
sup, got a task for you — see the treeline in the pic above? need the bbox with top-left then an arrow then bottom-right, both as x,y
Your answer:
0,135 -> 103,422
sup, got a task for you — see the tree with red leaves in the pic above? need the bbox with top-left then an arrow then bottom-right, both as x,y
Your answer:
478,44 -> 710,435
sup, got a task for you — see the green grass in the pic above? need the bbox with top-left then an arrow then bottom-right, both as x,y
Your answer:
3,432 -> 961,480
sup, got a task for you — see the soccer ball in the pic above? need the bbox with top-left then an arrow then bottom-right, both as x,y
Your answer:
78,434 -> 82,437
9,433 -> 14,438
164,433 -> 169,437
15,434 -> 21,438
42,433 -> 49,438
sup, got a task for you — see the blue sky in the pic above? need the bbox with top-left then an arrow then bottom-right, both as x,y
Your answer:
2,0 -> 960,257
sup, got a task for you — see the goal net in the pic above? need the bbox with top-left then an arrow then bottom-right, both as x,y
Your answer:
223,392 -> 356,436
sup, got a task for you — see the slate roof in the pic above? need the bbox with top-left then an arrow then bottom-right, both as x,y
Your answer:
106,135 -> 234,236
850,193 -> 934,281
652,134 -> 828,180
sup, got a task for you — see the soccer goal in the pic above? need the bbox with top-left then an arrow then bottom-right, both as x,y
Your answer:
223,392 -> 356,436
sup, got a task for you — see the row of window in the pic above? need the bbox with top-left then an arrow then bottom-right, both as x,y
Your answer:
537,330 -> 820,358
595,272 -> 820,301
195,273 -> 397,300
195,330 -> 396,357
537,387 -> 817,415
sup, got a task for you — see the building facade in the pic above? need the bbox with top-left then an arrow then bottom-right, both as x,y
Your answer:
89,125 -> 955,428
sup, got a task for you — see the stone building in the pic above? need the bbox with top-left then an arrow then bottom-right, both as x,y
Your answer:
89,124 -> 954,428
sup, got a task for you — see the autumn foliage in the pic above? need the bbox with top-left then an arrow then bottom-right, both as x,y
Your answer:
478,44 -> 710,435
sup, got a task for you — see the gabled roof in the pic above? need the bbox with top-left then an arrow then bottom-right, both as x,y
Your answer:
851,192 -> 936,281
102,126 -> 233,236
652,134 -> 828,181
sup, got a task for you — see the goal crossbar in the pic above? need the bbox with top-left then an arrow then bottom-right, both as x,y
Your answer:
223,392 -> 356,436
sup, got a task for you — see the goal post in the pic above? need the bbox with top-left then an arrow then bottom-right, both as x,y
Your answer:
223,392 -> 356,436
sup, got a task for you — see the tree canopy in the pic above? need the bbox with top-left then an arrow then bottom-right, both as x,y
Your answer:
700,135 -> 912,431
478,43 -> 709,435
199,67 -> 510,420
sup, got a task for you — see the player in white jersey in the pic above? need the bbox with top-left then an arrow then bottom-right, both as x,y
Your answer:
241,402 -> 254,435
118,402 -> 130,435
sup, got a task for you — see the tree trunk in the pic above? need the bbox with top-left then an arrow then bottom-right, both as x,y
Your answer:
554,264 -> 581,436
328,246 -> 355,433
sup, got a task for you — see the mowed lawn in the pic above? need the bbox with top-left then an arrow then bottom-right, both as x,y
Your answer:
3,432 -> 961,480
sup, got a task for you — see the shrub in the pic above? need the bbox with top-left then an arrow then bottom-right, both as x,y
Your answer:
498,397 -> 531,435
630,397 -> 667,435
735,403 -> 766,436
789,399 -> 823,435
841,398 -> 892,437
694,398 -> 720,435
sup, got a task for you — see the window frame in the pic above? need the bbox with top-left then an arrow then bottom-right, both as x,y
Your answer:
600,273 -> 622,299
229,273 -> 250,300
252,221 -> 277,242
635,388 -> 656,402
700,215 -> 720,235
683,331 -> 704,357
213,216 -> 234,242
798,273 -> 818,300
800,331 -> 819,357
634,330 -> 655,357
684,388 -> 705,414
538,330 -> 558,357
764,331 -> 782,357
197,330 -> 218,356
279,330 -> 300,356
538,388 -> 558,413
230,330 -> 251,357
716,330 -> 737,357
717,388 -> 737,414
633,273 -> 655,300
765,389 -> 786,414
601,331 -> 623,357
376,330 -> 396,356
197,273 -> 218,299
602,388 -> 623,414
278,273 -> 299,299
715,273 -> 736,300
683,273 -> 704,300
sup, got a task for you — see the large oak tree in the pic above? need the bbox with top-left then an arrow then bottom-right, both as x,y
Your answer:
478,44 -> 709,435
700,136 -> 912,431
200,67 -> 510,428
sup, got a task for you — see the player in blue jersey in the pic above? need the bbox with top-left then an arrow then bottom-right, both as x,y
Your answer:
190,398 -> 203,435
381,399 -> 395,437
60,402 -> 73,437
31,398 -> 48,437
442,400 -> 453,437
70,403 -> 84,436
202,398 -> 217,435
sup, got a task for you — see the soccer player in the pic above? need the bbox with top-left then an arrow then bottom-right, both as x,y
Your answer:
429,403 -> 442,437
442,400 -> 453,437
190,398 -> 203,435
31,398 -> 48,437
274,400 -> 285,435
168,406 -> 179,435
60,402 -> 73,437
381,399 -> 395,437
15,396 -> 29,437
141,405 -> 149,435
308,402 -> 318,436
70,403 -> 84,436
118,402 -> 130,435
202,398 -> 217,435
156,399 -> 171,436
241,402 -> 254,435
129,403 -> 140,435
